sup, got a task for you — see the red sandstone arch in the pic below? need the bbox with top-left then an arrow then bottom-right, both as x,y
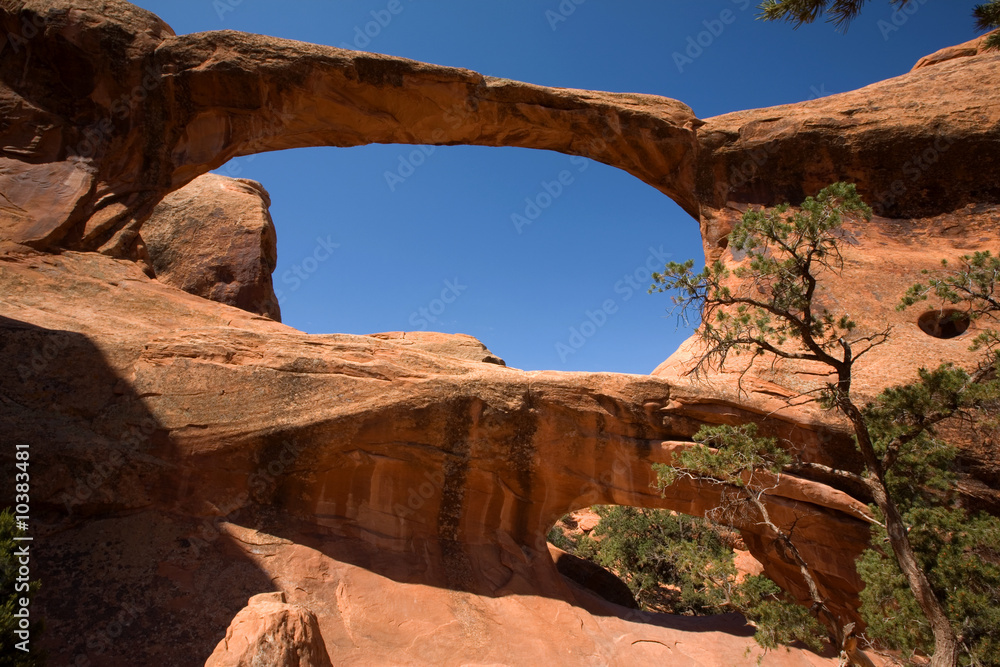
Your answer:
3,4 -> 1000,662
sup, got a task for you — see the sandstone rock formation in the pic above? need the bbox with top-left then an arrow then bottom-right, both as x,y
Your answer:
4,0 -> 997,260
0,0 -> 699,257
367,330 -> 506,365
695,55 -> 1000,247
143,173 -> 280,320
912,32 -> 996,70
206,592 -> 332,667
1,245 -> 864,665
654,205 -> 1000,515
1,1 -> 998,665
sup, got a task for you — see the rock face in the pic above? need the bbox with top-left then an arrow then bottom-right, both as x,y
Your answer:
367,330 -> 506,365
661,42 -> 1000,513
143,174 -> 280,320
912,33 -> 995,70
654,205 -> 1000,515
3,0 -> 997,258
206,592 -> 332,667
695,51 -> 1000,240
1,1 -> 998,665
0,247 -> 864,665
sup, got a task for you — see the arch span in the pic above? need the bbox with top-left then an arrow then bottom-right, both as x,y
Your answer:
4,0 -> 998,265
0,0 -> 700,253
118,335 -> 873,625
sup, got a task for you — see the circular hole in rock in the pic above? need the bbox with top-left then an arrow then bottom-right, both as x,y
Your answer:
917,309 -> 971,339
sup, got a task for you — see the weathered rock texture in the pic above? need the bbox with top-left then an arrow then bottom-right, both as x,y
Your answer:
1,246 -> 861,665
662,41 -> 1000,513
206,592 -> 332,667
143,173 -> 280,320
912,32 -> 996,70
695,53 -> 1000,246
1,1 -> 998,665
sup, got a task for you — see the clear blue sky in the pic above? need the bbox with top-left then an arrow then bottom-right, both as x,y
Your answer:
132,0 -> 975,374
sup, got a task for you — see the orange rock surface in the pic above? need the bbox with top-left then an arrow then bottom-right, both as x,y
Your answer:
144,174 -> 281,320
1,246 -> 865,665
206,592 -> 332,667
911,33 -> 996,70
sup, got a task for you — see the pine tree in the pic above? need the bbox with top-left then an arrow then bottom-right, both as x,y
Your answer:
569,505 -> 824,654
649,183 -> 975,666
975,1 -> 1000,49
758,0 -> 1000,49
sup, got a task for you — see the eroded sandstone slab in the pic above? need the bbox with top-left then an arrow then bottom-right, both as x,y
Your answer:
0,246 -> 868,664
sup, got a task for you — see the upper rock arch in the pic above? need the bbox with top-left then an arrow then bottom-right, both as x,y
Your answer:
4,0 -> 998,262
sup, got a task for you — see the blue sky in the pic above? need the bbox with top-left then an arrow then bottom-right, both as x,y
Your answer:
132,0 -> 975,374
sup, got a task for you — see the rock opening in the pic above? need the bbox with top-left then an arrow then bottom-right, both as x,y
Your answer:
917,308 -> 971,339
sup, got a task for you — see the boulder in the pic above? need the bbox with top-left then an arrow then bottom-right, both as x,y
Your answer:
548,543 -> 639,609
206,592 -> 332,667
143,174 -> 280,320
